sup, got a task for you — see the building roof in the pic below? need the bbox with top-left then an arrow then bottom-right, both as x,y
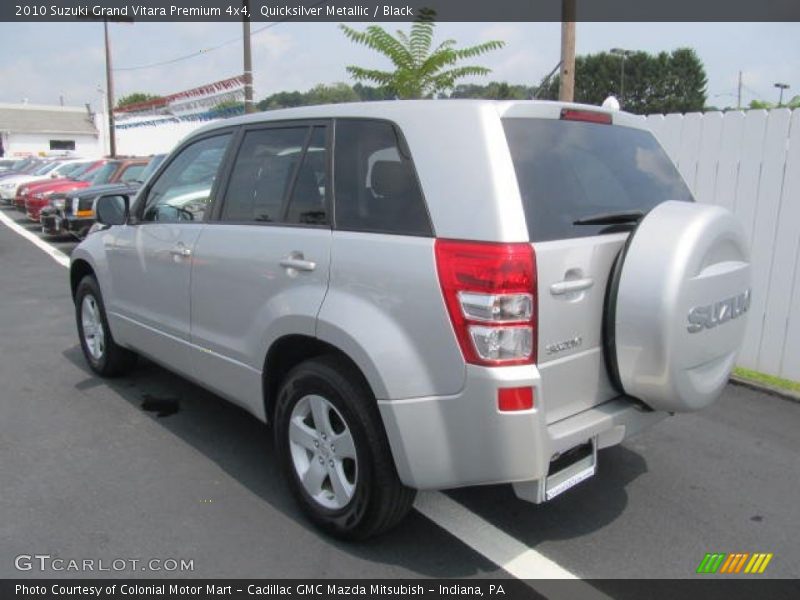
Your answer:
0,103 -> 98,136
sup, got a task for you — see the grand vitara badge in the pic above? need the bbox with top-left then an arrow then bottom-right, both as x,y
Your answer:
687,289 -> 751,333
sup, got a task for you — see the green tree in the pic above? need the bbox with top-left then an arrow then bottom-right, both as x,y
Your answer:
340,20 -> 504,99
540,48 -> 708,115
352,82 -> 395,101
116,92 -> 162,110
449,81 -> 535,100
257,90 -> 306,111
306,82 -> 360,105
748,99 -> 774,110
212,99 -> 245,111
210,99 -> 245,116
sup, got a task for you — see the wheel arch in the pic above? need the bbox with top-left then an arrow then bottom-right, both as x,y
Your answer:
262,335 -> 376,424
70,258 -> 96,300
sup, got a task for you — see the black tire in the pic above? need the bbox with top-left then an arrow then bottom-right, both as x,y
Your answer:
274,355 -> 415,540
75,275 -> 137,377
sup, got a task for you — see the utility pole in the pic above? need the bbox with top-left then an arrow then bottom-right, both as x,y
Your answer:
104,20 -> 116,157
559,0 -> 576,102
242,0 -> 255,113
737,71 -> 742,110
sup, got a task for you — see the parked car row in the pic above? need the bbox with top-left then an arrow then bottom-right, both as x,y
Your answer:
0,155 -> 163,240
42,156 -> 164,239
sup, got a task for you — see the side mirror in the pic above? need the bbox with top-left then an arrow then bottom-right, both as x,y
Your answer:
95,194 -> 129,226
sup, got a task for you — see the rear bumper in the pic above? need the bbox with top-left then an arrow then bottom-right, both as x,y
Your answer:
378,365 -> 667,495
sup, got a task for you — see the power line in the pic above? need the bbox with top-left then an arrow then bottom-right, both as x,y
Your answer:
114,0 -> 329,72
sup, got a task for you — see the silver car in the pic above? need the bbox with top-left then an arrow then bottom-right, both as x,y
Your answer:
70,101 -> 751,539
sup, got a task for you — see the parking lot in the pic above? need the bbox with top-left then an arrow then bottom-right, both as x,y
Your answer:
1,204 -> 799,582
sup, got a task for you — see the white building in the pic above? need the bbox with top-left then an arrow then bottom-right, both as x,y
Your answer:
0,103 -> 101,157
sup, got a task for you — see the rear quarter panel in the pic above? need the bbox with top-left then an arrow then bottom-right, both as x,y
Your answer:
317,232 -> 465,400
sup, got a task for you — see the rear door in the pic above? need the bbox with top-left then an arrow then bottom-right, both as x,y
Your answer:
189,121 -> 332,416
502,113 -> 694,423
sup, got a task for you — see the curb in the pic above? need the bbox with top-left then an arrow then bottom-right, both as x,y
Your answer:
729,376 -> 800,404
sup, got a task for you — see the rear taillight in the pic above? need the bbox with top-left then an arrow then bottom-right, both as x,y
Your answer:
435,239 -> 537,366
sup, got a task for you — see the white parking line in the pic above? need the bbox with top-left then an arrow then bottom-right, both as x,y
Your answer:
0,212 -> 593,585
0,210 -> 70,268
415,492 -> 579,579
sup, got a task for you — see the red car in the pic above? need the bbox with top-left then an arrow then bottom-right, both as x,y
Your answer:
18,161 -> 103,218
22,158 -> 148,221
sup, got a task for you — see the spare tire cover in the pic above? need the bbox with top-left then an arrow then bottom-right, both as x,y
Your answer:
609,200 -> 751,412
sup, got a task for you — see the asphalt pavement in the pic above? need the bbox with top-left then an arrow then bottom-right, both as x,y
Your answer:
1,205 -> 798,581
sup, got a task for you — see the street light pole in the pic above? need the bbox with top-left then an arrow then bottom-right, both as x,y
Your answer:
774,83 -> 789,107
610,48 -> 634,108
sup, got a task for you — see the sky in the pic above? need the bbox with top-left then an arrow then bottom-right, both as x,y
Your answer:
0,21 -> 797,111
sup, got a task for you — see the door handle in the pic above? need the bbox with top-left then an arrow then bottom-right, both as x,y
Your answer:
280,252 -> 316,272
550,277 -> 594,296
169,243 -> 192,258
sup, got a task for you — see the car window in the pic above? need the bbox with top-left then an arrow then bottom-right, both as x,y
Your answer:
285,126 -> 328,225
85,162 -> 118,184
220,127 -> 310,223
33,163 -> 57,175
69,163 -> 96,179
333,120 -> 431,236
136,155 -> 166,183
502,118 -> 693,242
53,163 -> 77,176
142,134 -> 231,223
119,163 -> 146,183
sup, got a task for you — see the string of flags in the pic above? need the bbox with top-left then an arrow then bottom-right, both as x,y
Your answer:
114,75 -> 247,129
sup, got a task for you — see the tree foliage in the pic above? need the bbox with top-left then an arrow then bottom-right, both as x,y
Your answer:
450,81 -> 535,100
305,82 -> 360,105
116,92 -> 162,109
540,48 -> 708,114
255,80 -> 541,112
749,96 -> 800,110
256,83 -> 363,111
339,20 -> 504,99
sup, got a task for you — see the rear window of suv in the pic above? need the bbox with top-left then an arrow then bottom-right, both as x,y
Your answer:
502,118 -> 693,242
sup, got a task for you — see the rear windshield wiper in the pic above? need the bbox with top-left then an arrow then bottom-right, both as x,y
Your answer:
573,210 -> 644,226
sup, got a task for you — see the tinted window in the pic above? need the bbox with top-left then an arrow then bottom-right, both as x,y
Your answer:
221,127 -> 309,223
334,120 -> 430,236
142,134 -> 231,223
119,163 -> 146,183
86,162 -> 118,184
53,163 -> 76,176
69,163 -> 96,179
502,118 -> 693,242
137,155 -> 166,183
285,127 -> 328,225
34,162 -> 57,175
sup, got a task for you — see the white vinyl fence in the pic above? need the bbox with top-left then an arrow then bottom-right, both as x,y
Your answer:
115,108 -> 800,381
646,109 -> 799,382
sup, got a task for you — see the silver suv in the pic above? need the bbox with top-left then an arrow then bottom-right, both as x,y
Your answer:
71,101 -> 751,539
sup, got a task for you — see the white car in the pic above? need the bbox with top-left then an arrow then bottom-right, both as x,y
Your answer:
0,159 -> 89,201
